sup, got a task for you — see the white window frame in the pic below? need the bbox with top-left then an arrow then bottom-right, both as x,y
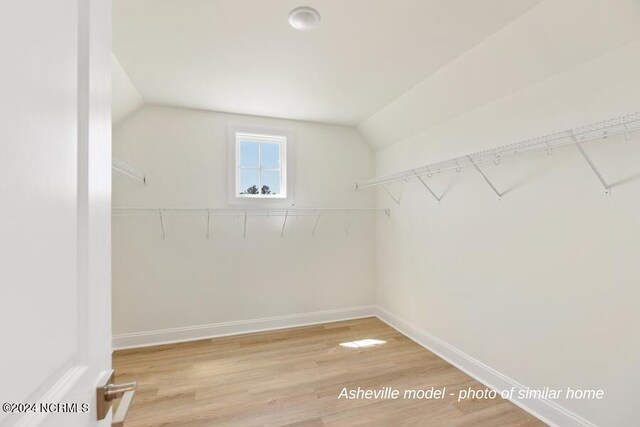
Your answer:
227,125 -> 295,206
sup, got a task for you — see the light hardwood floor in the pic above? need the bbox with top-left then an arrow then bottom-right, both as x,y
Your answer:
113,317 -> 546,427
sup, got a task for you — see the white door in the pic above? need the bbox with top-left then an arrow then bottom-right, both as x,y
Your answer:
0,0 -> 113,426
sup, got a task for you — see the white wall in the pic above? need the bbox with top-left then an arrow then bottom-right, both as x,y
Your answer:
374,41 -> 640,426
111,53 -> 143,125
112,105 -> 376,344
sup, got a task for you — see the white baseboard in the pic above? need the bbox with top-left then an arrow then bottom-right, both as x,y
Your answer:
112,305 -> 376,350
374,306 -> 596,427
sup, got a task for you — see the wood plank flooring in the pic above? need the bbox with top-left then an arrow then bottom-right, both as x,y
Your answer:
113,317 -> 545,427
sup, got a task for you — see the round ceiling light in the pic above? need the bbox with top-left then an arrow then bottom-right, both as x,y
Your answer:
288,6 -> 321,31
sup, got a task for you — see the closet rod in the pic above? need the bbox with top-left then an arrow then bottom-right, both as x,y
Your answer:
112,207 -> 390,217
112,158 -> 147,184
113,207 -> 389,239
355,112 -> 640,190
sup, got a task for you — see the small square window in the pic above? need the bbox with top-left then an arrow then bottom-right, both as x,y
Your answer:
228,126 -> 294,205
236,133 -> 285,198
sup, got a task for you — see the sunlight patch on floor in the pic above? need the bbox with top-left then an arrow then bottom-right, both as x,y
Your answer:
339,339 -> 386,348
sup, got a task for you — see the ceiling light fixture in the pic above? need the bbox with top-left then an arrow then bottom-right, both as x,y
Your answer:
288,6 -> 321,31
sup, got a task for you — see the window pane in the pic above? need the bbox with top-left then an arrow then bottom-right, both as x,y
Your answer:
240,141 -> 259,168
261,143 -> 281,169
261,170 -> 281,195
239,169 -> 259,194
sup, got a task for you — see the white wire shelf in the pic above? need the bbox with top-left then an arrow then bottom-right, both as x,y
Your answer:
112,158 -> 147,184
112,207 -> 390,239
355,112 -> 640,191
112,207 -> 389,217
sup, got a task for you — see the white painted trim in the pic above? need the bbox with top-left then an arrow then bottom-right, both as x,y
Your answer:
12,362 -> 88,427
227,124 -> 295,207
373,306 -> 597,427
113,305 -> 375,350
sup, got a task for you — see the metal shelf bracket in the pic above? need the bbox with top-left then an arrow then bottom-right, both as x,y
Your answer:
468,156 -> 502,199
570,132 -> 611,195
412,170 -> 441,202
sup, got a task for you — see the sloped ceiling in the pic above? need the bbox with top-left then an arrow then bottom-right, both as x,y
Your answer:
113,0 -> 640,149
358,0 -> 640,149
112,53 -> 144,125
113,0 -> 540,125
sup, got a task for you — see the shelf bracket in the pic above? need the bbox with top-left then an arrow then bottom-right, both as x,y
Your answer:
345,213 -> 356,235
468,156 -> 502,199
243,210 -> 247,239
570,133 -> 610,195
158,209 -> 166,240
281,209 -> 289,237
206,209 -> 211,239
312,209 -> 322,236
382,185 -> 401,205
412,170 -> 440,202
622,122 -> 632,140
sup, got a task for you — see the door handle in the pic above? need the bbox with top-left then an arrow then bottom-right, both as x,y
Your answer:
103,382 -> 137,401
110,384 -> 136,427
97,370 -> 137,426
